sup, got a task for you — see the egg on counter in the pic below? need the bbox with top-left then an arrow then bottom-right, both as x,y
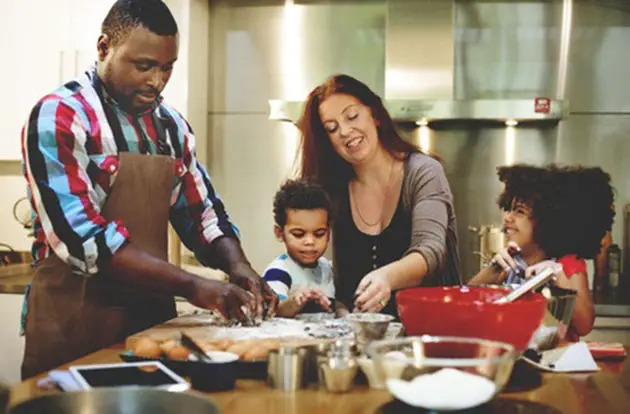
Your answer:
243,345 -> 269,361
201,338 -> 233,352
226,341 -> 253,358
159,339 -> 178,354
166,345 -> 191,361
132,337 -> 162,359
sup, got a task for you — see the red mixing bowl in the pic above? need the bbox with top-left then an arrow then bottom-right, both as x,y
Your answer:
396,286 -> 547,351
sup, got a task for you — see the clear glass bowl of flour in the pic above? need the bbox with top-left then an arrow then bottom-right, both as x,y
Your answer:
366,336 -> 517,411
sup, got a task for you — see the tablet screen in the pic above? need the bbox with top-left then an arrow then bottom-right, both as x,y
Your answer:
71,362 -> 186,389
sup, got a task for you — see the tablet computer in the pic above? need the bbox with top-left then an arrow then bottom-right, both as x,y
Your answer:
69,361 -> 190,391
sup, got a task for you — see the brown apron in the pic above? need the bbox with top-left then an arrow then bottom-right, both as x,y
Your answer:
22,152 -> 177,379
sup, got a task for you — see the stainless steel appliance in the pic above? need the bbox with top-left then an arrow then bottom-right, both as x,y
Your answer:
206,0 -> 630,279
10,388 -> 218,414
468,225 -> 505,272
623,204 -> 630,283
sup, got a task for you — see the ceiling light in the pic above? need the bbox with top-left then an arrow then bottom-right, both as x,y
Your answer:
415,118 -> 429,127
505,119 -> 518,127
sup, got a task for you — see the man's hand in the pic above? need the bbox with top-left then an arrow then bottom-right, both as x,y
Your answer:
196,236 -> 278,318
229,263 -> 278,318
187,278 -> 254,321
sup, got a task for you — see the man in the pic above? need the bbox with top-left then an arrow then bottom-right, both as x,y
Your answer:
20,0 -> 277,379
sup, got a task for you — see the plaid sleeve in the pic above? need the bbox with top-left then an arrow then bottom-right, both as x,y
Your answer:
168,113 -> 239,252
22,98 -> 129,274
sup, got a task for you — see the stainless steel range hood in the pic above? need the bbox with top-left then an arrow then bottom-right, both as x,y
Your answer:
268,0 -> 567,125
269,98 -> 566,124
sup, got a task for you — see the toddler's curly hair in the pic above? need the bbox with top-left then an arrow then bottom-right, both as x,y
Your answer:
273,179 -> 332,228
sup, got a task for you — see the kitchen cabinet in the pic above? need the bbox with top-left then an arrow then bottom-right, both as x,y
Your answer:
0,294 -> 25,384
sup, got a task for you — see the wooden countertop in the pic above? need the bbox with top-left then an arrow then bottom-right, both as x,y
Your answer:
9,342 -> 630,413
0,264 -> 34,294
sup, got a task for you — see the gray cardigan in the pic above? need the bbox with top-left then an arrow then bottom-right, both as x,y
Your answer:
401,153 -> 461,286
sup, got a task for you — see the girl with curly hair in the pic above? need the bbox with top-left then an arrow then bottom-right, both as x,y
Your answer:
470,164 -> 615,338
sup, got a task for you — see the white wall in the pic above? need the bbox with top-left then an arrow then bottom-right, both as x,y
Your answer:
0,0 -> 207,253
0,0 -> 210,385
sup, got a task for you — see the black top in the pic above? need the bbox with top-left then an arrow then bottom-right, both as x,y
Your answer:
333,185 -> 410,318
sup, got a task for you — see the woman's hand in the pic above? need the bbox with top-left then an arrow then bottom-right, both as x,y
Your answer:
353,269 -> 391,313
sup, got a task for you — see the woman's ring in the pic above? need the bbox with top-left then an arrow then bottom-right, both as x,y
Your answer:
379,299 -> 387,307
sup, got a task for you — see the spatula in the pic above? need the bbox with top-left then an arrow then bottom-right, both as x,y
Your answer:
494,267 -> 555,304
180,332 -> 213,362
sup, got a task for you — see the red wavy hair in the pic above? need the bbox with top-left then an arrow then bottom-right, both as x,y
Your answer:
297,74 -> 419,197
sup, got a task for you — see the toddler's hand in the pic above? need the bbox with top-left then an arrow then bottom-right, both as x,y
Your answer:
300,288 -> 332,311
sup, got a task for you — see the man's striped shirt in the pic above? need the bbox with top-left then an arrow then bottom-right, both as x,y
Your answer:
22,65 -> 238,275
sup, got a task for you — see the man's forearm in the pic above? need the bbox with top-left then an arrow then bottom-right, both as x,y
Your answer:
196,236 -> 253,274
108,243 -> 196,298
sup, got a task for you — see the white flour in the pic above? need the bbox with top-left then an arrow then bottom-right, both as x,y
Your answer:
212,318 -> 310,340
386,368 -> 496,411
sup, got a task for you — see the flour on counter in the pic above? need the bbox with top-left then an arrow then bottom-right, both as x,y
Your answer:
172,313 -> 352,341
211,318 -> 311,341
386,368 -> 496,411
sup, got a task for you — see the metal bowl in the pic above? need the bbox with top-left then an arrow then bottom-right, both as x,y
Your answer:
10,388 -> 218,414
345,313 -> 394,346
530,286 -> 577,350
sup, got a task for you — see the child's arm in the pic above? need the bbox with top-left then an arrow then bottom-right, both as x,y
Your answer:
468,266 -> 505,285
554,270 -> 595,336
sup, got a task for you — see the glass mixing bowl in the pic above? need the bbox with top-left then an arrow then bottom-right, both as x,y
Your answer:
366,336 -> 518,411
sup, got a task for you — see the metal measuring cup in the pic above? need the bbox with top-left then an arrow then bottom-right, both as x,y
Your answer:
267,346 -> 308,391
318,340 -> 358,393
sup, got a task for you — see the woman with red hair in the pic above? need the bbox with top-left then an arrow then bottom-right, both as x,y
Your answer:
298,74 -> 461,318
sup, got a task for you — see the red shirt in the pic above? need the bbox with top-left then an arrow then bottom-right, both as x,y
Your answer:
557,254 -> 587,279
556,254 -> 587,342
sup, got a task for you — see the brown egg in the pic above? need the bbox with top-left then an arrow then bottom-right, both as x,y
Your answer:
243,345 -> 269,361
212,338 -> 233,351
259,339 -> 280,351
167,345 -> 191,361
226,341 -> 253,358
133,337 -> 162,359
159,339 -> 177,354
200,342 -> 219,353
